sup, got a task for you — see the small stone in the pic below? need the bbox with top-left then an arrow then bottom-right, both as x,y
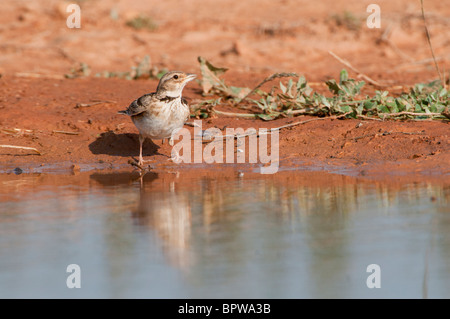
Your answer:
341,141 -> 352,148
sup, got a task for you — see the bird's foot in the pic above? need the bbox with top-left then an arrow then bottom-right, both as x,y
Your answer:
128,159 -> 144,170
128,157 -> 153,171
170,149 -> 182,163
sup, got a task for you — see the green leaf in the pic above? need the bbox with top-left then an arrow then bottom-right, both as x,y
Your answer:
321,96 -> 331,107
126,15 -> 158,31
297,76 -> 307,89
326,79 -> 341,95
387,101 -> 398,113
133,55 -> 150,79
197,56 -> 229,94
435,104 -> 446,112
378,104 -> 389,113
257,113 -> 278,121
339,104 -> 350,112
228,86 -> 251,100
414,103 -> 423,112
364,100 -> 375,110
279,81 -> 287,94
339,69 -> 349,83
287,78 -> 293,90
356,102 -> 364,115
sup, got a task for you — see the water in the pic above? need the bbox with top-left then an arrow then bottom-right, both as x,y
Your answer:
0,168 -> 449,298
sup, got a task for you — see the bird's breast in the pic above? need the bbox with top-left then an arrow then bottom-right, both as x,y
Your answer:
131,99 -> 189,140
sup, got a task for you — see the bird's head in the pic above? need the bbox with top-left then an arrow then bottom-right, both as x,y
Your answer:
156,71 -> 196,99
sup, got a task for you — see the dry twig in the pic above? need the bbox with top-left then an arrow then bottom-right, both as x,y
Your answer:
353,131 -> 425,141
14,72 -> 65,80
355,115 -> 383,121
379,23 -> 413,62
212,108 -> 259,118
0,144 -> 41,155
52,130 -> 80,135
328,51 -> 386,87
236,72 -> 298,103
381,111 -> 442,118
420,0 -> 444,88
204,113 -> 351,142
75,100 -> 116,108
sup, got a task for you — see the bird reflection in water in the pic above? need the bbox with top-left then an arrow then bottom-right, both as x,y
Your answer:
132,171 -> 193,270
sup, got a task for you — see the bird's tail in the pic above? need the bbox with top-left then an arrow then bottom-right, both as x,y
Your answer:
117,110 -> 128,115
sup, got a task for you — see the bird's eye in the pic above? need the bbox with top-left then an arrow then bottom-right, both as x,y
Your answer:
173,75 -> 179,79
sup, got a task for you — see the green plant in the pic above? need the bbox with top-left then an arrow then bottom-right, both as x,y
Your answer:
65,62 -> 91,78
126,15 -> 158,31
95,56 -> 167,80
194,57 -> 449,121
330,11 -> 362,31
66,56 -> 167,80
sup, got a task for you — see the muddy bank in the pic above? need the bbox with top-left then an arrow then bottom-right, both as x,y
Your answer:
0,76 -> 448,178
1,0 -> 449,179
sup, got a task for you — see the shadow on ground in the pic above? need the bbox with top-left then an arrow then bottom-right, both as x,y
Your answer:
88,132 -> 160,157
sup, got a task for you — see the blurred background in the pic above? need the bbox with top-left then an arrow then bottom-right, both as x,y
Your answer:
0,0 -> 448,85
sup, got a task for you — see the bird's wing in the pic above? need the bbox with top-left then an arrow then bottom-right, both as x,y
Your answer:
118,93 -> 156,116
181,97 -> 190,122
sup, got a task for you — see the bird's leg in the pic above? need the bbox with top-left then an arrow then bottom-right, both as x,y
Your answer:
162,138 -> 165,144
170,148 -> 182,163
138,134 -> 145,166
167,136 -> 177,161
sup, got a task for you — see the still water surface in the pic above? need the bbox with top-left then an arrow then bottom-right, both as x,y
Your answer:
0,169 -> 449,298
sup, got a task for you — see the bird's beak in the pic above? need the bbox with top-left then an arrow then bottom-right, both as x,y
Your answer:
184,73 -> 197,82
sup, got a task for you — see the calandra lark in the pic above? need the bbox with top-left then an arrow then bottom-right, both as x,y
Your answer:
118,71 -> 196,166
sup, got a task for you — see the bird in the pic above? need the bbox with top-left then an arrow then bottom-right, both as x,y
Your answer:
118,71 -> 196,166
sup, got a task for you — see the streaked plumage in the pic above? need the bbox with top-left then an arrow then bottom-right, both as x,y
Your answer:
118,71 -> 196,166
